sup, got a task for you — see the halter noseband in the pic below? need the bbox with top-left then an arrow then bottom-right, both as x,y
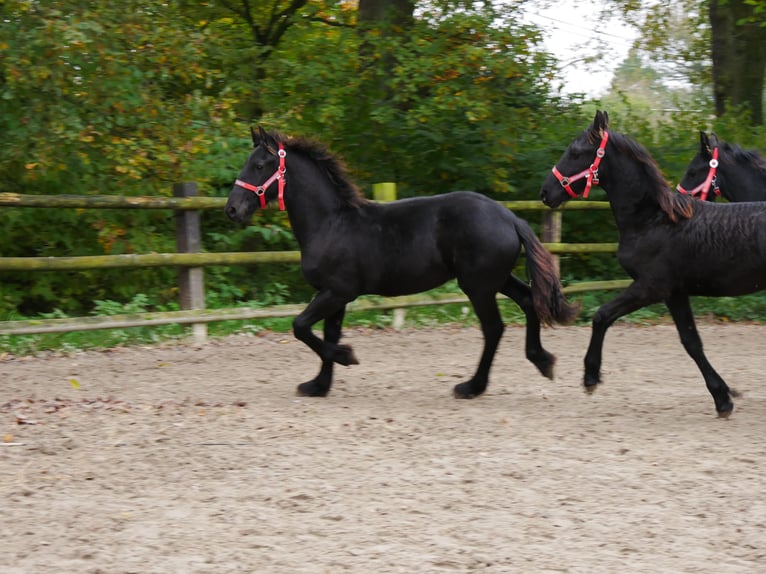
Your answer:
676,147 -> 720,201
234,142 -> 287,210
551,131 -> 610,199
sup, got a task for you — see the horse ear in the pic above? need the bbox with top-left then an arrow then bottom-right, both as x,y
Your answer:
590,110 -> 609,140
709,132 -> 720,148
699,131 -> 710,153
595,110 -> 609,131
257,125 -> 279,155
250,126 -> 260,147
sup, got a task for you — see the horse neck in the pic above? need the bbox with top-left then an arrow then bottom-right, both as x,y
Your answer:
283,157 -> 350,248
598,156 -> 665,230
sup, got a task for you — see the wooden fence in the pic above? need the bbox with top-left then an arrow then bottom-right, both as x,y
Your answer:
0,185 -> 627,341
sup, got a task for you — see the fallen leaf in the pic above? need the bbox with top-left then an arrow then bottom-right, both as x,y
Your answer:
16,415 -> 38,425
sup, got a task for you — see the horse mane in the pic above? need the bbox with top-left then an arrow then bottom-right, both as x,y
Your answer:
721,142 -> 766,177
270,130 -> 369,208
608,131 -> 695,222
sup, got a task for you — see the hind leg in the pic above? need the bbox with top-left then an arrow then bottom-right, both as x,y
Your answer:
500,275 -> 555,379
665,292 -> 735,416
453,290 -> 505,399
296,305 -> 347,397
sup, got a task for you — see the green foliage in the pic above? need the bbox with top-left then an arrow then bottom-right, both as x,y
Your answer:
255,2 -> 581,198
2,0 -> 766,353
0,1 -> 238,193
0,0 -> 241,314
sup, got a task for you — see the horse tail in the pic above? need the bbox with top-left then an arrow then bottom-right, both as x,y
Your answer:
515,217 -> 580,326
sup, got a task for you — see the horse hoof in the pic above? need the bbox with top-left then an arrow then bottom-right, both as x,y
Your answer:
296,382 -> 329,397
530,351 -> 555,380
334,344 -> 359,366
453,382 -> 483,399
716,403 -> 734,418
583,381 -> 600,394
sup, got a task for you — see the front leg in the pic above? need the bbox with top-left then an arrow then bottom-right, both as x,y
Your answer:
297,306 -> 348,397
293,290 -> 356,397
584,283 -> 656,390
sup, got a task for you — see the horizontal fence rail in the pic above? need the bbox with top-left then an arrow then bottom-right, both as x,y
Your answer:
0,243 -> 620,271
0,193 -> 612,211
0,188 -> 626,338
0,280 -> 633,336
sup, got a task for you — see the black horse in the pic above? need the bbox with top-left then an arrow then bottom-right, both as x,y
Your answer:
678,131 -> 766,202
226,126 -> 578,399
540,110 -> 766,416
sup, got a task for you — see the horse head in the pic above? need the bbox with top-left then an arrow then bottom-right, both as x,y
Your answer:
677,131 -> 720,202
540,110 -> 610,208
225,126 -> 287,224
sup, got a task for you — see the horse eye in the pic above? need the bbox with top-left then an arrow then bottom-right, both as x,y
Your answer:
255,162 -> 264,171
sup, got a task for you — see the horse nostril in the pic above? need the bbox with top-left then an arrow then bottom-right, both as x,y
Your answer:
225,205 -> 237,220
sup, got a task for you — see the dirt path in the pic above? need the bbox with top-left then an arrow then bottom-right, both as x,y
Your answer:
2,324 -> 765,573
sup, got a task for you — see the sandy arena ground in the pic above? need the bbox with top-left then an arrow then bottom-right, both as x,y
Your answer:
1,323 -> 765,573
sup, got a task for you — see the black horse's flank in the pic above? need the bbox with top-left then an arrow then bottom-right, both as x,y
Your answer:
679,131 -> 766,202
226,126 -> 578,399
541,110 -> 766,416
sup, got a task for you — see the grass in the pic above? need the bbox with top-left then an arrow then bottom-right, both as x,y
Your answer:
2,284 -> 766,356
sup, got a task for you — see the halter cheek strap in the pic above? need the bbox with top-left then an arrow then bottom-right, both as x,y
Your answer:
234,143 -> 287,210
551,131 -> 610,199
676,148 -> 720,201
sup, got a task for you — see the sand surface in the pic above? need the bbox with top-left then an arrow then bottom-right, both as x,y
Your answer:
2,323 -> 765,573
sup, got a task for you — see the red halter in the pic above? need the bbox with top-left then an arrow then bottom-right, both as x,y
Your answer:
234,143 -> 287,210
676,147 -> 720,201
551,131 -> 610,198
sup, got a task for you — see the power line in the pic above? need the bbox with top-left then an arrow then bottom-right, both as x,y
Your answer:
524,11 -> 636,48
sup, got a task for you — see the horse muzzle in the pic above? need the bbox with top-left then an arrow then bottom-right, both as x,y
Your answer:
224,191 -> 256,224
540,181 -> 564,209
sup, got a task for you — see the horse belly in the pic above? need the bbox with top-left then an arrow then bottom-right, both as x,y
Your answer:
685,264 -> 766,297
372,262 -> 453,296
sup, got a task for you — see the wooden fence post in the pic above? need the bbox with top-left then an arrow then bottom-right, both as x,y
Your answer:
373,182 -> 397,202
174,182 -> 207,344
372,182 -> 406,329
542,210 -> 562,275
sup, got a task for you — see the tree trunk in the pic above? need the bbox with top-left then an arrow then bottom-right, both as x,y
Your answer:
358,0 -> 415,30
709,0 -> 766,124
353,0 -> 416,175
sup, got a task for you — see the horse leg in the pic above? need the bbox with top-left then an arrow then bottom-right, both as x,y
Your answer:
665,292 -> 735,416
453,291 -> 505,399
292,290 -> 357,397
584,283 -> 654,390
500,275 -> 555,379
296,306 -> 347,397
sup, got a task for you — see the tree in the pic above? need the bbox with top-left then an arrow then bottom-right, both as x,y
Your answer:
709,0 -> 766,123
0,0 -> 581,316
358,0 -> 415,28
606,0 -> 766,124
179,0 -> 350,119
252,1 -> 568,195
0,0 -> 240,313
